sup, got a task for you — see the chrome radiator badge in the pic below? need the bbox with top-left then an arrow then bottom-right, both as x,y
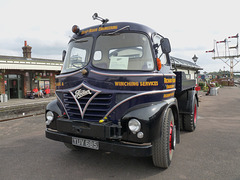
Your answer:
74,89 -> 92,99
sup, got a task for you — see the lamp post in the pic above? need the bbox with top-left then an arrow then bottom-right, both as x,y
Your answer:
192,54 -> 198,64
192,54 -> 199,85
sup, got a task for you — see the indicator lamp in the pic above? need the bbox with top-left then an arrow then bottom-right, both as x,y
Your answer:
72,25 -> 80,34
157,58 -> 162,71
137,132 -> 144,139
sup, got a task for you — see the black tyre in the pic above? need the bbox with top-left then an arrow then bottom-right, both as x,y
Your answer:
183,97 -> 198,132
152,108 -> 176,168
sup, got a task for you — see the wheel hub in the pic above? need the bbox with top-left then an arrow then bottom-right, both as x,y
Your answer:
172,125 -> 176,150
169,123 -> 177,153
169,123 -> 176,153
194,104 -> 197,126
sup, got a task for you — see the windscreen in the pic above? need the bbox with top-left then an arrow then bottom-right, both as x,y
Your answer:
93,33 -> 154,71
61,37 -> 93,73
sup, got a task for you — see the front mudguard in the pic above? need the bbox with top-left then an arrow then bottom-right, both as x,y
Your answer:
45,99 -> 64,128
46,99 -> 63,115
122,98 -> 180,144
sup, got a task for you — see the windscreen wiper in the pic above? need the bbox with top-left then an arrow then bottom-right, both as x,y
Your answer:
70,38 -> 88,43
106,25 -> 130,36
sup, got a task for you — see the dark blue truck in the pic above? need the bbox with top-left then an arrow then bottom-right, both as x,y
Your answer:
45,14 -> 198,168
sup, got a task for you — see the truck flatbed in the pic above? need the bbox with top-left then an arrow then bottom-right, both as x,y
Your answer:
174,71 -> 196,92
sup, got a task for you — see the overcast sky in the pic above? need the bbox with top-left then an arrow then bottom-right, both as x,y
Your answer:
0,0 -> 239,73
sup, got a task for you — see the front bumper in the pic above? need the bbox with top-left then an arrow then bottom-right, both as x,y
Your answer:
46,129 -> 152,157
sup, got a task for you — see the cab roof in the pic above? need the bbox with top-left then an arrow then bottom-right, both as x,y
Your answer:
72,22 -> 157,39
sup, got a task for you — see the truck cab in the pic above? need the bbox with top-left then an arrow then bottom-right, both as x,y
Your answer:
45,15 -> 198,168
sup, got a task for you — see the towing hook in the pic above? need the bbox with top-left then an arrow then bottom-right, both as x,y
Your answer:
73,126 -> 82,134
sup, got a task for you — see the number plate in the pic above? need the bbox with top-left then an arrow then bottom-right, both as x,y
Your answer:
72,137 -> 99,150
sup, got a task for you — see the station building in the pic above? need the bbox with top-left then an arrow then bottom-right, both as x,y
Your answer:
0,42 -> 62,99
170,56 -> 203,81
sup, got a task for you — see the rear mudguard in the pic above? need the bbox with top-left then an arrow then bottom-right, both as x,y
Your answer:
177,90 -> 198,115
122,98 -> 180,144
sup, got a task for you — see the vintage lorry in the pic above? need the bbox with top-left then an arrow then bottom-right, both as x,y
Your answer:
45,14 -> 199,168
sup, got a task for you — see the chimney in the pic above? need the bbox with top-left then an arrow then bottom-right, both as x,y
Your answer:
22,41 -> 32,58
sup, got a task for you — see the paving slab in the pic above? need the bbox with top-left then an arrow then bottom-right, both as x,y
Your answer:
0,97 -> 56,121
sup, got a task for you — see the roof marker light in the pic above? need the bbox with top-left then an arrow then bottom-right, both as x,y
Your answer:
72,25 -> 80,34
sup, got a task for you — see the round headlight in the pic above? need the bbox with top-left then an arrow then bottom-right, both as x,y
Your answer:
46,111 -> 54,121
128,119 -> 141,134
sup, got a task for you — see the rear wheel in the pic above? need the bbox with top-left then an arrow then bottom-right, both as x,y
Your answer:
183,97 -> 198,132
152,108 -> 176,168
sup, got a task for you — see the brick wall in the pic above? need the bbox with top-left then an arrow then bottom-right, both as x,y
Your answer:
0,72 -> 5,94
50,71 -> 56,95
23,74 -> 29,97
1,70 -> 60,97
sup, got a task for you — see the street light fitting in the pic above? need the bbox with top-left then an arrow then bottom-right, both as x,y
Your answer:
192,54 -> 198,64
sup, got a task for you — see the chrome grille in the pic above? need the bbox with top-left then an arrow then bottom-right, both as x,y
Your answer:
63,92 -> 112,121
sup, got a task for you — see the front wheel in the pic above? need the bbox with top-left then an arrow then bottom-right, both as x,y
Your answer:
152,108 -> 176,168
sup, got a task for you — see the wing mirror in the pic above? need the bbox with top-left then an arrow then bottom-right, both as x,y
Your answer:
160,38 -> 171,54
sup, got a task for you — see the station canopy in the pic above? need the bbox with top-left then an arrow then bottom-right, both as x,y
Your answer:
170,56 -> 203,71
0,55 -> 62,71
